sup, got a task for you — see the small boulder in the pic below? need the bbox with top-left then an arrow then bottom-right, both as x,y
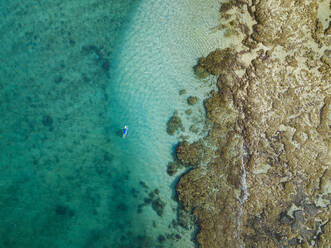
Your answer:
187,96 -> 198,105
158,235 -> 166,243
179,89 -> 186,95
42,114 -> 53,127
185,109 -> 192,115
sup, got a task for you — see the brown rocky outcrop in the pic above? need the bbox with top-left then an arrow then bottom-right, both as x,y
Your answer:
176,0 -> 330,247
195,48 -> 239,76
176,141 -> 203,167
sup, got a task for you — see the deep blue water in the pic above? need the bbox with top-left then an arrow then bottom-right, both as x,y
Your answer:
0,0 -> 224,247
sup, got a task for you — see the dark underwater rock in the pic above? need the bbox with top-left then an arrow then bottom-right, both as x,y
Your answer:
152,197 -> 166,217
101,59 -> 110,72
42,114 -> 53,127
179,89 -> 186,95
139,180 -> 149,189
55,205 -> 74,217
166,111 -> 184,135
193,64 -> 209,79
187,96 -> 198,105
185,109 -> 192,115
158,234 -> 166,243
116,202 -> 128,212
196,47 -> 237,76
167,161 -> 182,176
135,235 -> 153,247
176,141 -> 203,167
178,208 -> 194,230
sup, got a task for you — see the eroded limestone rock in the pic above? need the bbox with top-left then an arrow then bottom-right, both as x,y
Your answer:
175,0 -> 331,247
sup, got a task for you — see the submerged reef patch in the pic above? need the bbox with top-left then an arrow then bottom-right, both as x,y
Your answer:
187,96 -> 198,105
195,47 -> 239,76
176,141 -> 203,167
166,111 -> 185,135
152,197 -> 166,217
166,161 -> 183,176
55,205 -> 75,217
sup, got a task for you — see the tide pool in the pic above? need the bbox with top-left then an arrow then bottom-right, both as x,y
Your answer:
0,0 -> 225,247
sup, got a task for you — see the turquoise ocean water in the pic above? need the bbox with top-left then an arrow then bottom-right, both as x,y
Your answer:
0,0 -> 225,247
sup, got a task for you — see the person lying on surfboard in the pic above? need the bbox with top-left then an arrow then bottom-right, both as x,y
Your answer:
122,125 -> 128,138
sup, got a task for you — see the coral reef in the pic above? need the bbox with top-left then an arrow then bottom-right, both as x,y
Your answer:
193,64 -> 210,79
152,197 -> 166,217
185,109 -> 192,115
176,141 -> 203,167
195,47 -> 239,76
175,0 -> 331,247
177,207 -> 195,230
55,205 -> 75,217
42,114 -> 53,127
167,161 -> 182,176
166,111 -> 184,135
179,89 -> 187,95
137,187 -> 166,217
187,96 -> 198,105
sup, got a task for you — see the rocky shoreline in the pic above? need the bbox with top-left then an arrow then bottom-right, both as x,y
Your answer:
172,0 -> 330,247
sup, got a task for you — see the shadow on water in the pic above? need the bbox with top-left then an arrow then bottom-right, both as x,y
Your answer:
116,128 -> 124,138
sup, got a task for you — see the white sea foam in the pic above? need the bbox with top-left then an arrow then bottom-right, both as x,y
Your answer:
234,142 -> 249,247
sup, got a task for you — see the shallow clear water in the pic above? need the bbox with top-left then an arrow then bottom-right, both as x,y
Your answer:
0,0 -> 224,247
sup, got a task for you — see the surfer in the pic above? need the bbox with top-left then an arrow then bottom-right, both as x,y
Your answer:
122,125 -> 128,138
